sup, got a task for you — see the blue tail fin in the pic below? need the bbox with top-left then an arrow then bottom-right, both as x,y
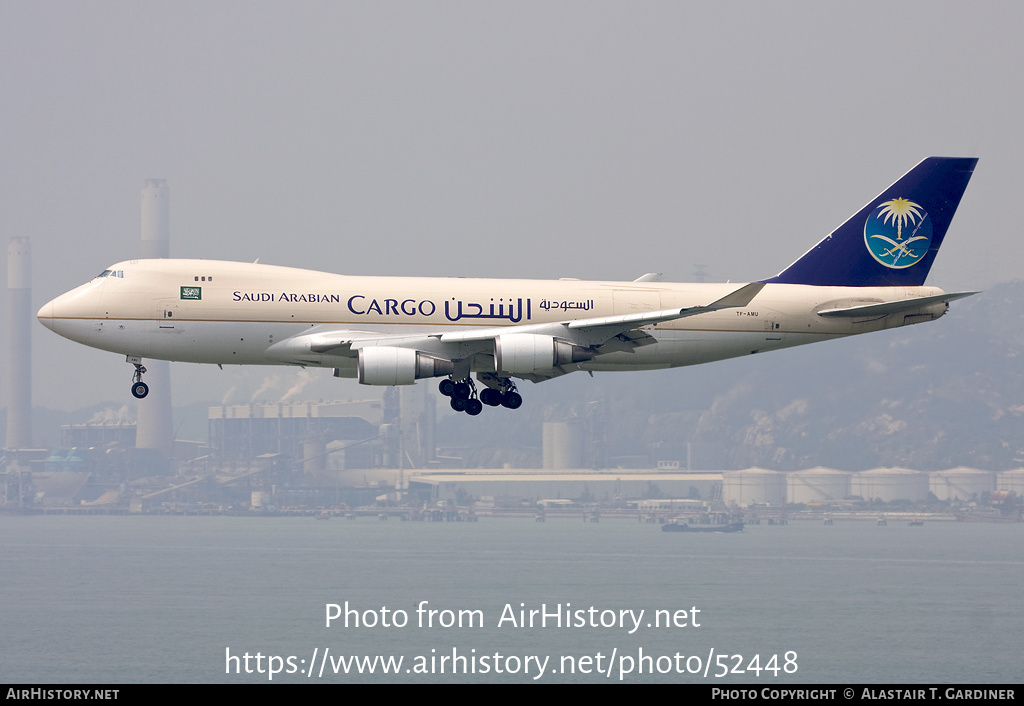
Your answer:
766,157 -> 977,287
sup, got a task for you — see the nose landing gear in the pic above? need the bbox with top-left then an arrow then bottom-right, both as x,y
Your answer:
127,356 -> 149,399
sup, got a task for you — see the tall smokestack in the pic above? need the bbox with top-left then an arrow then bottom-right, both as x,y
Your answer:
140,179 -> 170,255
5,237 -> 32,450
135,180 -> 173,454
400,384 -> 435,468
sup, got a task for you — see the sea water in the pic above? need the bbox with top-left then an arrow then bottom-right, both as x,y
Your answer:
1,515 -> 1020,683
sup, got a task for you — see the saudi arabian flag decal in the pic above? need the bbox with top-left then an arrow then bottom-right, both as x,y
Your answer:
180,286 -> 202,300
864,197 -> 932,269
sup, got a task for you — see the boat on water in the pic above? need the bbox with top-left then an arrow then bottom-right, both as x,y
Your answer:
662,520 -> 744,533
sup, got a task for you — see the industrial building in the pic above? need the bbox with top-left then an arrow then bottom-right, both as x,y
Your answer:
407,469 -> 722,506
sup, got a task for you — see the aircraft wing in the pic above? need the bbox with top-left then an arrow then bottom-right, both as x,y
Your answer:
436,281 -> 764,347
817,291 -> 978,318
267,282 -> 765,377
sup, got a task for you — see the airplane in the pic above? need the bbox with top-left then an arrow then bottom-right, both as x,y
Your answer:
38,156 -> 977,416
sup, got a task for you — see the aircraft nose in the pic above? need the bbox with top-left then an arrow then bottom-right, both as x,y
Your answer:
37,299 -> 55,331
37,279 -> 104,335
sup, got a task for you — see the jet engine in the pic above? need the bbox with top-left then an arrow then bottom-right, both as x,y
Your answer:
494,333 -> 590,374
357,346 -> 455,385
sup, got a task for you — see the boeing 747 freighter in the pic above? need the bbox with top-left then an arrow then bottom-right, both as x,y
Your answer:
38,157 -> 977,415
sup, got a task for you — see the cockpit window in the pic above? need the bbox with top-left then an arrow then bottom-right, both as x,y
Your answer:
97,270 -> 112,278
95,269 -> 124,278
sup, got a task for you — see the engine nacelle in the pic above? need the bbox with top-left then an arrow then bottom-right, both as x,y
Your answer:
357,347 -> 455,385
494,333 -> 590,374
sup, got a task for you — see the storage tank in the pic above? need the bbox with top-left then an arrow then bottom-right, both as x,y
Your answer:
929,467 -> 995,501
852,468 -> 929,502
722,468 -> 786,506
996,469 -> 1024,494
303,434 -> 327,474
787,467 -> 851,503
543,421 -> 585,469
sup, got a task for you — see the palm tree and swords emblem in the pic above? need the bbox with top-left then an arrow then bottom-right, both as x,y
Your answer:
864,197 -> 933,269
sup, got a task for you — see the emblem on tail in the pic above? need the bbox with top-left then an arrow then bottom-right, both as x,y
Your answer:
864,197 -> 933,269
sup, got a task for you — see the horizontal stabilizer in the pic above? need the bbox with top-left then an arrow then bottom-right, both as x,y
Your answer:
817,291 -> 978,317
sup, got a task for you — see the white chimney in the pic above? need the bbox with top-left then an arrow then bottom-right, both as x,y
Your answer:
5,237 -> 32,450
135,180 -> 173,454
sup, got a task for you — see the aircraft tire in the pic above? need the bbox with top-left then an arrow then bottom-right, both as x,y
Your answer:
480,388 -> 502,406
131,382 -> 150,399
465,399 -> 483,416
450,396 -> 468,412
453,382 -> 471,399
438,379 -> 455,397
501,391 -> 523,409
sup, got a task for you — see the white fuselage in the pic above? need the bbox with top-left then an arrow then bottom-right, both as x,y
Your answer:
38,259 -> 950,378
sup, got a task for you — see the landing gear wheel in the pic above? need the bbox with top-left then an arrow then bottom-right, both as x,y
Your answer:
501,391 -> 523,409
480,388 -> 502,406
128,358 -> 149,399
447,377 -> 482,413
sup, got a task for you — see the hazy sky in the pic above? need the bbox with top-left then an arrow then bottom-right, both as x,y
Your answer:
3,1 -> 1022,413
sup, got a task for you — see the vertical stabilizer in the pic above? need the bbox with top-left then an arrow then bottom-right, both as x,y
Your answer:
767,157 -> 977,287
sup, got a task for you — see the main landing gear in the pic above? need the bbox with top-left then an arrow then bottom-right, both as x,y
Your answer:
127,356 -> 149,399
439,376 -> 522,415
